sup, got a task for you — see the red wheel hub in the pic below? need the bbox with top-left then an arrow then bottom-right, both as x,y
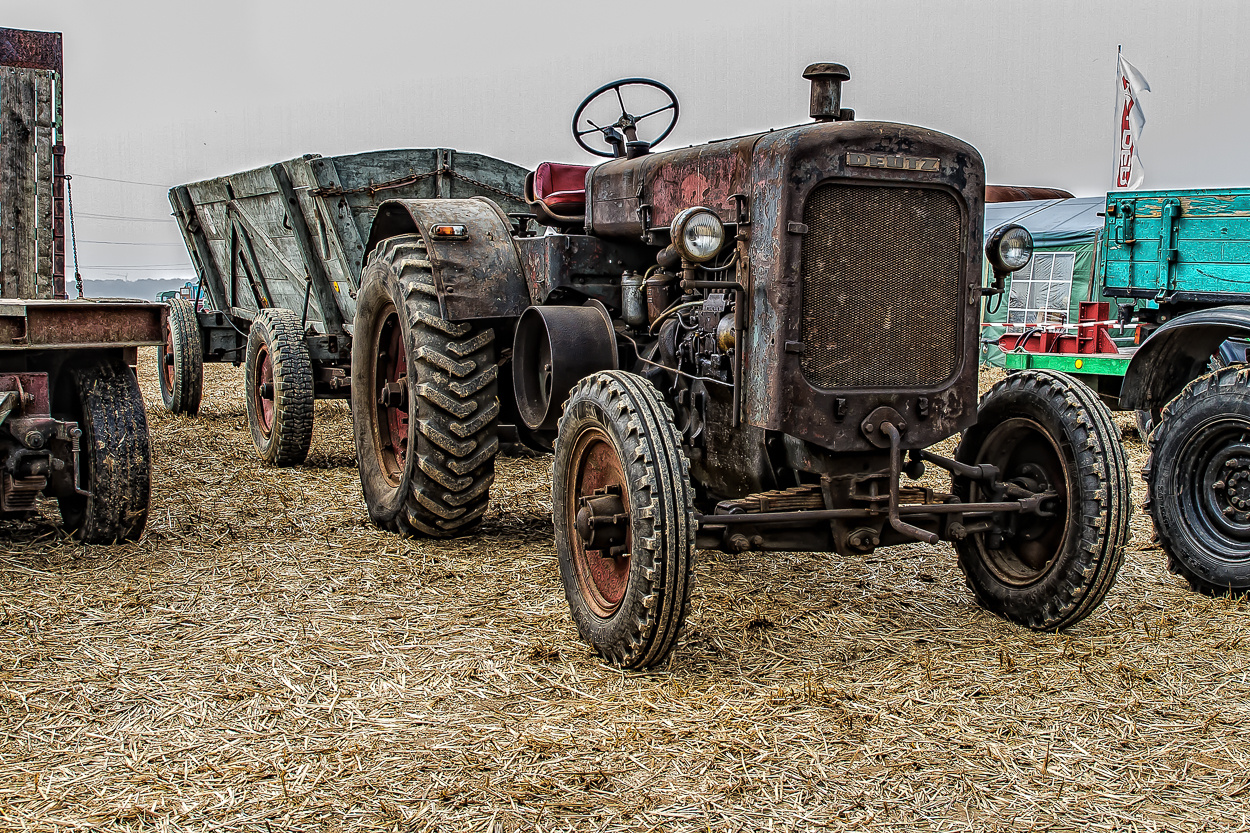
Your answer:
252,345 -> 275,437
161,322 -> 176,390
373,306 -> 409,485
565,427 -> 632,617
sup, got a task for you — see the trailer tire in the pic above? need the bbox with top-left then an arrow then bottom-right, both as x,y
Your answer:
553,371 -> 696,669
1146,364 -> 1250,597
954,369 -> 1131,630
56,358 -> 151,543
158,298 -> 203,415
352,234 -> 498,537
244,308 -> 314,466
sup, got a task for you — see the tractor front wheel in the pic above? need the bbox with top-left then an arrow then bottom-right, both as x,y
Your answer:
1146,364 -> 1250,597
954,369 -> 1131,630
351,234 -> 499,537
244,308 -> 314,466
158,297 -> 203,415
553,371 -> 696,669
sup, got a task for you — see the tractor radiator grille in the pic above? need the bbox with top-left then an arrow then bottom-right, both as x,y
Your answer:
799,183 -> 963,389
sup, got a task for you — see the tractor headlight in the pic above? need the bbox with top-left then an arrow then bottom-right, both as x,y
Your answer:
985,224 -> 1033,272
671,207 -> 726,263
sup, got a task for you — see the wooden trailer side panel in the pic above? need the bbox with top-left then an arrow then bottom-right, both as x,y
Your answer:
0,66 -> 57,300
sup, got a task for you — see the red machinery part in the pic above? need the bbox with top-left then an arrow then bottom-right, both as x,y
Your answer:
998,301 -> 1122,355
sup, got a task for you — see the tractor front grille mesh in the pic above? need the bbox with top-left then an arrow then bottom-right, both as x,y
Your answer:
799,183 -> 963,389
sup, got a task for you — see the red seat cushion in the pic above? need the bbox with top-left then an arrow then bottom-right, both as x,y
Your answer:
532,162 -> 590,209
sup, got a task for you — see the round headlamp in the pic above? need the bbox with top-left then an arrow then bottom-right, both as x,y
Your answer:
986,224 -> 1034,272
670,207 -> 726,263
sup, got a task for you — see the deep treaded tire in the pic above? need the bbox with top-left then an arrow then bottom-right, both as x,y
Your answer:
1146,364 -> 1250,597
553,371 -> 696,669
244,308 -> 314,466
57,358 -> 151,543
158,297 -> 203,415
352,234 -> 498,537
954,369 -> 1131,630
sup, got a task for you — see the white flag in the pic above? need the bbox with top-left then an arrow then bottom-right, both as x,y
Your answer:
1114,54 -> 1151,189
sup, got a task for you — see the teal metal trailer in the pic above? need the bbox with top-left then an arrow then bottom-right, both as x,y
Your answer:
164,149 -> 530,465
1000,187 -> 1250,598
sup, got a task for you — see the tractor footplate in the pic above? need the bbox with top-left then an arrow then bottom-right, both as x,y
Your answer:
713,485 -> 825,516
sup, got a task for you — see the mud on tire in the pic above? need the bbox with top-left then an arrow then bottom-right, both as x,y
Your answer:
1146,364 -> 1250,597
57,358 -> 152,543
954,369 -> 1131,630
553,371 -> 696,669
352,234 -> 498,537
158,297 -> 203,415
244,308 -> 314,466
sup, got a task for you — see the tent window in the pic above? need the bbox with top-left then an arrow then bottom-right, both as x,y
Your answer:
1006,252 -> 1077,327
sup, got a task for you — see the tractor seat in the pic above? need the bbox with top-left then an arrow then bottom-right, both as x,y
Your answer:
525,162 -> 590,227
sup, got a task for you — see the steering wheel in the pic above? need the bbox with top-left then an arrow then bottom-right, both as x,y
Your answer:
572,78 -> 679,159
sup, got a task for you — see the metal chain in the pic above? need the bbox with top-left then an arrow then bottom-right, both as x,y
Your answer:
65,175 -> 83,298
310,168 -> 524,204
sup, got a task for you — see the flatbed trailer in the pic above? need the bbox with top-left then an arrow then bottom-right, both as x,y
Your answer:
165,149 -> 531,465
0,28 -> 164,542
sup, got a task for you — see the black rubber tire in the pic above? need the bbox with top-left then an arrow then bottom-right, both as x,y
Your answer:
553,371 -> 696,669
1145,364 -> 1250,597
244,308 -> 314,466
1136,351 -> 1227,439
351,234 -> 498,537
954,369 -> 1131,630
158,297 -> 203,415
57,358 -> 152,543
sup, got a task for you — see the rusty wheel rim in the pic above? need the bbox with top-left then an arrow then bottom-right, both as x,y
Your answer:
372,304 -> 408,487
161,321 -> 176,392
565,426 -> 631,618
971,417 -> 1070,585
252,345 -> 275,437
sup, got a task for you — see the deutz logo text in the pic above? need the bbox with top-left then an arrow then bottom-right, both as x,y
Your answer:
846,152 -> 940,172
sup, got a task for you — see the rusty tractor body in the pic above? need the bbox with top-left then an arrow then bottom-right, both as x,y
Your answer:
352,66 -> 1132,667
0,27 -> 163,542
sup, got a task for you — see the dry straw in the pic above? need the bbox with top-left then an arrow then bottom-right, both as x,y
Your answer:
0,353 -> 1247,831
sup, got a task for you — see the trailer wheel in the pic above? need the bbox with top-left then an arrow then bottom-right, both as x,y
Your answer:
351,234 -> 499,537
244,308 -> 314,466
1146,364 -> 1250,597
553,371 -> 696,669
954,369 -> 1131,630
158,297 -> 204,415
57,358 -> 151,543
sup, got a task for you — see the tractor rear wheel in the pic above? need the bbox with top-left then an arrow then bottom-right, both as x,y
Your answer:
244,308 -> 314,466
158,297 -> 203,415
954,369 -> 1131,630
1146,364 -> 1250,597
57,358 -> 151,543
351,234 -> 499,537
553,371 -> 696,669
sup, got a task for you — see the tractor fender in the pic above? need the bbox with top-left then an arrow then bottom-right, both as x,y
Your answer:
1119,304 -> 1250,410
364,197 -> 528,321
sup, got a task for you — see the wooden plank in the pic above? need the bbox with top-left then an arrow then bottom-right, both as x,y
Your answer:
0,68 -> 37,298
34,70 -> 53,299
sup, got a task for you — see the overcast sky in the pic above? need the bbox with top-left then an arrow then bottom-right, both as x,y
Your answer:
6,0 -> 1249,281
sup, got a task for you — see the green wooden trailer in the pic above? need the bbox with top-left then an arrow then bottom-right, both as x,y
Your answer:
164,149 -> 531,465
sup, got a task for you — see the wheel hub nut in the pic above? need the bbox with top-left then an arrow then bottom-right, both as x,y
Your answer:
380,380 -> 408,409
258,381 -> 275,400
575,486 -> 628,552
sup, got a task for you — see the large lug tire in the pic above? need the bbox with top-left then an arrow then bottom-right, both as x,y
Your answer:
244,308 -> 314,466
158,297 -> 203,415
57,358 -> 152,543
553,371 -> 696,669
1136,350 -> 1228,439
1145,364 -> 1250,597
351,234 -> 499,537
953,369 -> 1131,630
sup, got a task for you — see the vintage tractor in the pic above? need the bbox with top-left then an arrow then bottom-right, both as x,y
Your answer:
351,66 -> 1132,668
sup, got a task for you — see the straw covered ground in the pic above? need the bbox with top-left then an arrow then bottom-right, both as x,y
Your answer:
1,351 -> 1248,832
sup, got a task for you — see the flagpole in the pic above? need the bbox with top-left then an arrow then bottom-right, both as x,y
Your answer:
1111,45 -> 1122,190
